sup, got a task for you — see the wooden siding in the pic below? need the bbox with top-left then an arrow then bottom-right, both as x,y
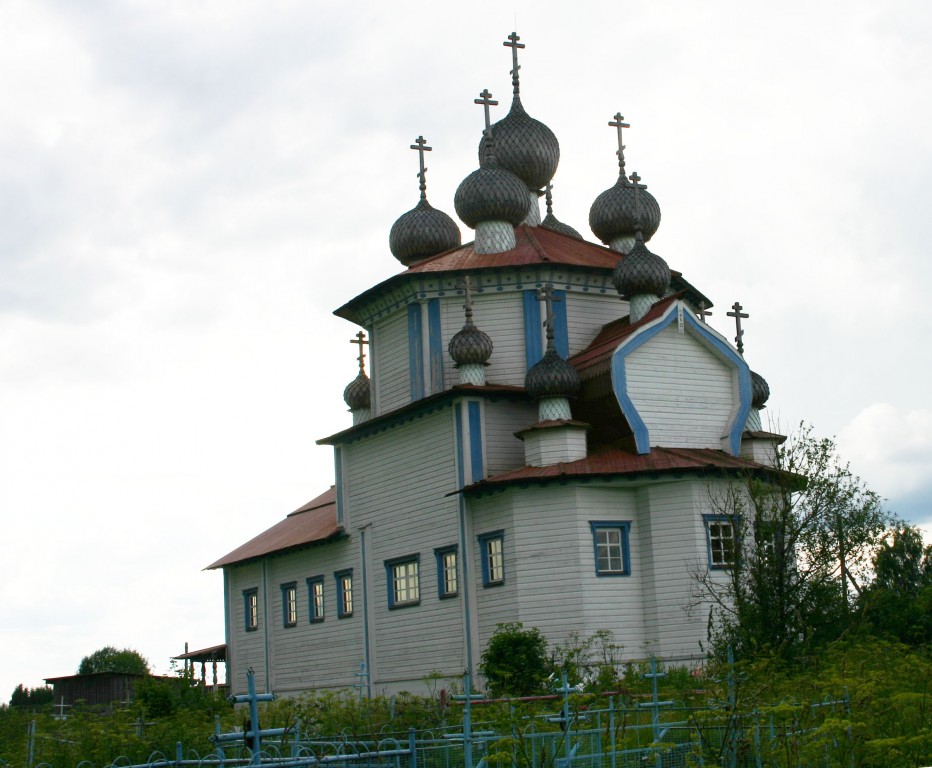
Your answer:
626,324 -> 735,449
566,291 -> 628,357
226,562 -> 268,694
484,399 -> 537,476
470,293 -> 528,387
372,308 -> 410,415
343,409 -> 467,687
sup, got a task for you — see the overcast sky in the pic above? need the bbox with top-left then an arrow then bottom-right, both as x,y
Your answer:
2,0 -> 930,699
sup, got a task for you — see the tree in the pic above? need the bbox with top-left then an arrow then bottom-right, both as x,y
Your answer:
859,524 -> 932,645
9,684 -> 53,707
479,622 -> 553,697
694,423 -> 893,660
78,646 -> 150,676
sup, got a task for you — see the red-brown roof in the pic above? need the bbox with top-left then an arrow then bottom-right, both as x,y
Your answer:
206,487 -> 341,569
462,446 -> 770,493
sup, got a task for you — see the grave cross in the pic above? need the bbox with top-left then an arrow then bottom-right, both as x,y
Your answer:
609,113 -> 630,176
409,136 -> 431,199
727,301 -> 749,355
697,300 -> 712,324
536,283 -> 563,347
503,31 -> 525,94
350,331 -> 369,374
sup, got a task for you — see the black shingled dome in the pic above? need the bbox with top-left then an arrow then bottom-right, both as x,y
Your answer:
389,199 -> 462,267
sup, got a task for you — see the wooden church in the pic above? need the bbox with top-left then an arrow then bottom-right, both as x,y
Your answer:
208,33 -> 780,697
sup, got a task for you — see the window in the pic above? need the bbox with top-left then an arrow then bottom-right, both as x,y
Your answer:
244,589 -> 259,632
590,522 -> 632,576
281,582 -> 297,627
478,531 -> 504,586
705,515 -> 737,568
435,546 -> 458,598
307,577 -> 324,622
385,555 -> 420,608
335,569 -> 353,617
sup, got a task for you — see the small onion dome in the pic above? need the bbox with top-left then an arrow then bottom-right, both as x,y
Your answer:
343,372 -> 371,410
751,370 -> 771,409
525,349 -> 581,399
478,97 -> 559,190
612,234 -> 671,299
389,198 -> 462,267
454,164 -> 530,229
449,324 -> 493,366
540,185 -> 582,239
589,178 -> 662,245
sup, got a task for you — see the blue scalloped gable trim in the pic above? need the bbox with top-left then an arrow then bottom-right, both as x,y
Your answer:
611,302 -> 752,456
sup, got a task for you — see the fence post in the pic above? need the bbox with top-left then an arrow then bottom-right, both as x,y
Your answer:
26,719 -> 36,768
409,727 -> 417,768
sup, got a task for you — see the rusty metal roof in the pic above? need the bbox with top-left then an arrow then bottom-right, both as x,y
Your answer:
206,486 -> 341,570
463,446 -> 770,494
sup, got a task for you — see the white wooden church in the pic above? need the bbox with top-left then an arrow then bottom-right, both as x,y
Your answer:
208,33 -> 781,697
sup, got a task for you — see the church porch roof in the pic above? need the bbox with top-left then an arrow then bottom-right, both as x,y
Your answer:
206,486 -> 341,570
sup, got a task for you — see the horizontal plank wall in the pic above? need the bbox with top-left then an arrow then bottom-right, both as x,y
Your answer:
227,562 -> 267,695
343,409 -> 465,689
373,308 -> 410,415
566,291 -> 628,357
484,399 -> 538,475
625,325 -> 734,449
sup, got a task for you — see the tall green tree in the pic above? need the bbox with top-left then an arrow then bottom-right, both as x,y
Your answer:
694,423 -> 893,659
78,646 -> 150,675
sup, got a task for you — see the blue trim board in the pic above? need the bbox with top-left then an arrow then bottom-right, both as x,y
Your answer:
454,402 -> 466,487
610,301 -> 752,456
467,401 -> 483,483
523,290 -> 542,369
359,530 -> 371,697
554,289 -> 569,359
407,303 -> 424,400
427,298 -> 444,393
589,521 -> 632,577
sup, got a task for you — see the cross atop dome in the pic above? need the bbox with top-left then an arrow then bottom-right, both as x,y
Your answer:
410,136 -> 431,200
503,32 -> 525,96
609,113 -> 630,179
350,331 -> 368,374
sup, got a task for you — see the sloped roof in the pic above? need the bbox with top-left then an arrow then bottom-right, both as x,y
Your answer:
206,486 -> 341,570
462,446 -> 771,494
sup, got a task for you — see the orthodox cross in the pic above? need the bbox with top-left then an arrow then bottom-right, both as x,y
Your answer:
457,275 -> 476,325
609,113 -> 630,177
503,31 -> 525,95
726,301 -> 749,355
410,136 -> 431,200
536,283 -> 562,347
697,300 -> 712,324
474,89 -> 498,132
350,331 -> 369,374
629,170 -> 646,230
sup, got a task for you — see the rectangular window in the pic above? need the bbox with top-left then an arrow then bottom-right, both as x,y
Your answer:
307,577 -> 324,622
705,515 -> 737,568
435,546 -> 458,598
281,582 -> 297,627
385,555 -> 420,608
478,531 -> 504,586
590,522 -> 632,576
335,569 -> 354,618
244,589 -> 259,631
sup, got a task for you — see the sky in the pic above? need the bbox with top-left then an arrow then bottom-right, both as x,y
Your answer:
2,0 -> 931,699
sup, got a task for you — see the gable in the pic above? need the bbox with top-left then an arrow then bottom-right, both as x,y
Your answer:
610,302 -> 750,455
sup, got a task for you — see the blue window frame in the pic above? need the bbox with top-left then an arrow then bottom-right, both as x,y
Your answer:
307,576 -> 325,623
435,546 -> 459,598
281,582 -> 297,627
385,555 -> 420,608
477,530 -> 505,586
704,515 -> 738,568
335,569 -> 354,618
244,588 -> 259,632
590,522 -> 632,576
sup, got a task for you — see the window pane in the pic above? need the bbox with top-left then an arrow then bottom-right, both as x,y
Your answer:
487,537 -> 503,582
313,582 -> 324,619
442,551 -> 458,594
393,561 -> 419,604
341,576 -> 353,615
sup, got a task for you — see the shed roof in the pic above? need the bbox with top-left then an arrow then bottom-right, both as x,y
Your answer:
206,486 -> 341,570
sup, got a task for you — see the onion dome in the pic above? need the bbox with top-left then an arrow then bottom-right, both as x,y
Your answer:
389,199 -> 461,266
389,136 -> 461,267
751,370 -> 771,409
343,371 -> 370,410
454,161 -> 530,228
477,33 -> 559,191
590,178 -> 661,245
612,233 -> 671,299
525,348 -> 581,399
540,183 -> 581,239
449,323 -> 493,366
